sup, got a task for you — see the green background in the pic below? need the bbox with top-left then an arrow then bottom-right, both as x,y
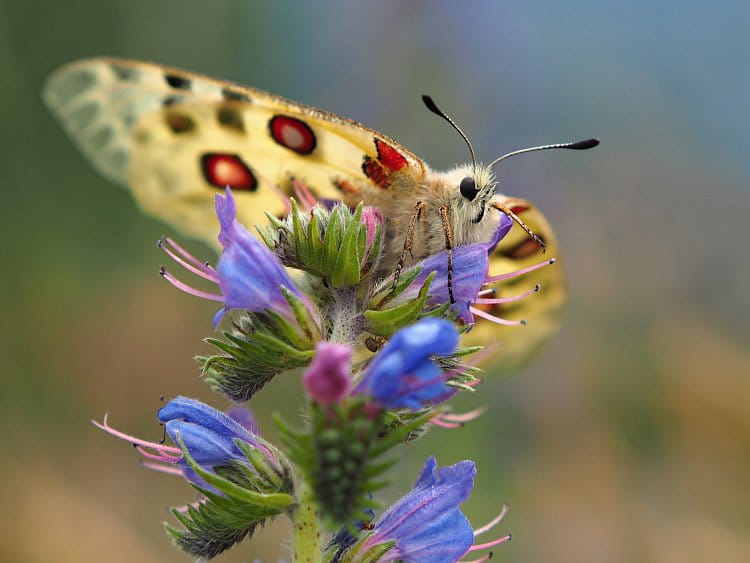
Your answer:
2,1 -> 748,561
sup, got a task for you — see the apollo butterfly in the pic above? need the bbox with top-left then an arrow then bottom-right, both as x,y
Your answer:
43,58 -> 597,370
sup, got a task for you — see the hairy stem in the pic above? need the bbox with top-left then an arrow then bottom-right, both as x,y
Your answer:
293,483 -> 322,563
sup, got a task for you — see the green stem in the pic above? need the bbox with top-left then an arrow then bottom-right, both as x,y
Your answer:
293,483 -> 322,563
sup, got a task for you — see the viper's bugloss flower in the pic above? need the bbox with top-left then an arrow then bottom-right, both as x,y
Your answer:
355,318 -> 458,410
159,188 -> 314,329
403,212 -> 555,326
94,397 -> 279,491
302,341 -> 353,404
361,456 -> 474,561
358,457 -> 510,563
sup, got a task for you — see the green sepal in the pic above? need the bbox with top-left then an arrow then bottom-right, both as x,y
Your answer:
331,203 -> 363,287
369,266 -> 423,310
280,285 -> 321,344
176,434 -> 295,510
200,326 -> 314,402
163,434 -> 294,559
363,272 -> 435,337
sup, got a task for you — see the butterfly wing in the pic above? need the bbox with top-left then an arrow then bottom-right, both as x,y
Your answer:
43,58 -> 426,244
466,197 -> 566,372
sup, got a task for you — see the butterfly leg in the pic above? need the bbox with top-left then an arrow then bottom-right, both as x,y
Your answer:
492,202 -> 547,253
438,205 -> 456,304
391,200 -> 425,292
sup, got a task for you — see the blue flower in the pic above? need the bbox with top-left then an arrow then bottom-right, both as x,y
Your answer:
398,212 -> 555,326
354,318 -> 458,410
361,457 -> 475,562
95,397 -> 279,491
158,188 -> 315,329
408,214 -> 513,324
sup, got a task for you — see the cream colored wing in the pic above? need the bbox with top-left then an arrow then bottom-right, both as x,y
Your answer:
465,197 -> 566,373
43,58 -> 426,244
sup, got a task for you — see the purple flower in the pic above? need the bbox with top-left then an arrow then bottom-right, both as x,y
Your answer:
354,318 -> 458,410
94,397 -> 278,491
361,457 -> 475,562
158,188 -> 314,329
302,341 -> 353,404
401,213 -> 555,327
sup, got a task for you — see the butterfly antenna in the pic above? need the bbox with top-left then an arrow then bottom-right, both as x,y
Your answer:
488,138 -> 599,168
422,95 -> 477,171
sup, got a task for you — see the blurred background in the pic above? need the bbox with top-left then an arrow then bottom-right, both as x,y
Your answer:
1,1 -> 748,561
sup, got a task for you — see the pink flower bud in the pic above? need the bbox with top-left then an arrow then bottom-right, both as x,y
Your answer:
303,342 -> 353,404
361,206 -> 383,254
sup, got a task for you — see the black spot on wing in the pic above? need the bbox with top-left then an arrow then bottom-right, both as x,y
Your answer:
162,95 -> 183,107
217,106 -> 245,133
221,88 -> 252,102
165,111 -> 195,134
165,74 -> 191,90
111,64 -> 138,81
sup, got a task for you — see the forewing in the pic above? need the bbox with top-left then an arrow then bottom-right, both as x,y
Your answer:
43,58 -> 426,244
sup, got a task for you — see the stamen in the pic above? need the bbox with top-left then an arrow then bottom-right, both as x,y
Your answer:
431,416 -> 463,429
162,237 -> 216,274
292,178 -> 318,211
92,416 -> 182,454
159,267 -> 224,302
442,407 -> 486,423
158,239 -> 218,282
135,445 -> 181,464
474,505 -> 509,536
470,306 -> 526,326
476,288 -> 496,297
140,461 -> 185,476
485,258 -> 555,283
468,535 -> 512,551
474,285 -> 540,305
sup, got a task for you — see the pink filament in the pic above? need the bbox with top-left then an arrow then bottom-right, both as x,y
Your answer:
93,416 -> 181,455
135,445 -> 181,464
141,461 -> 184,476
485,258 -> 555,283
442,407 -> 486,423
473,505 -> 509,536
163,237 -> 216,274
468,535 -> 512,551
430,416 -> 462,429
474,285 -> 539,305
293,178 -> 318,211
159,239 -> 218,282
470,306 -> 525,326
160,269 -> 224,302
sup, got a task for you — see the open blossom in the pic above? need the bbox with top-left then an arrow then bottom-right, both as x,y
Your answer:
400,212 -> 554,326
94,397 -> 279,490
354,318 -> 459,410
159,188 -> 316,329
358,457 -> 510,563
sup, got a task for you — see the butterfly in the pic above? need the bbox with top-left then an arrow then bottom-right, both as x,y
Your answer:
43,58 -> 597,372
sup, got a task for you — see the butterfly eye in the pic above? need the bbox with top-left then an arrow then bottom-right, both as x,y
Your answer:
459,176 -> 478,201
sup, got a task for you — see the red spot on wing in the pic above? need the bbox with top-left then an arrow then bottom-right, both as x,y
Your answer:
201,153 -> 258,191
374,139 -> 408,171
269,115 -> 316,155
510,205 -> 529,215
362,157 -> 389,189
